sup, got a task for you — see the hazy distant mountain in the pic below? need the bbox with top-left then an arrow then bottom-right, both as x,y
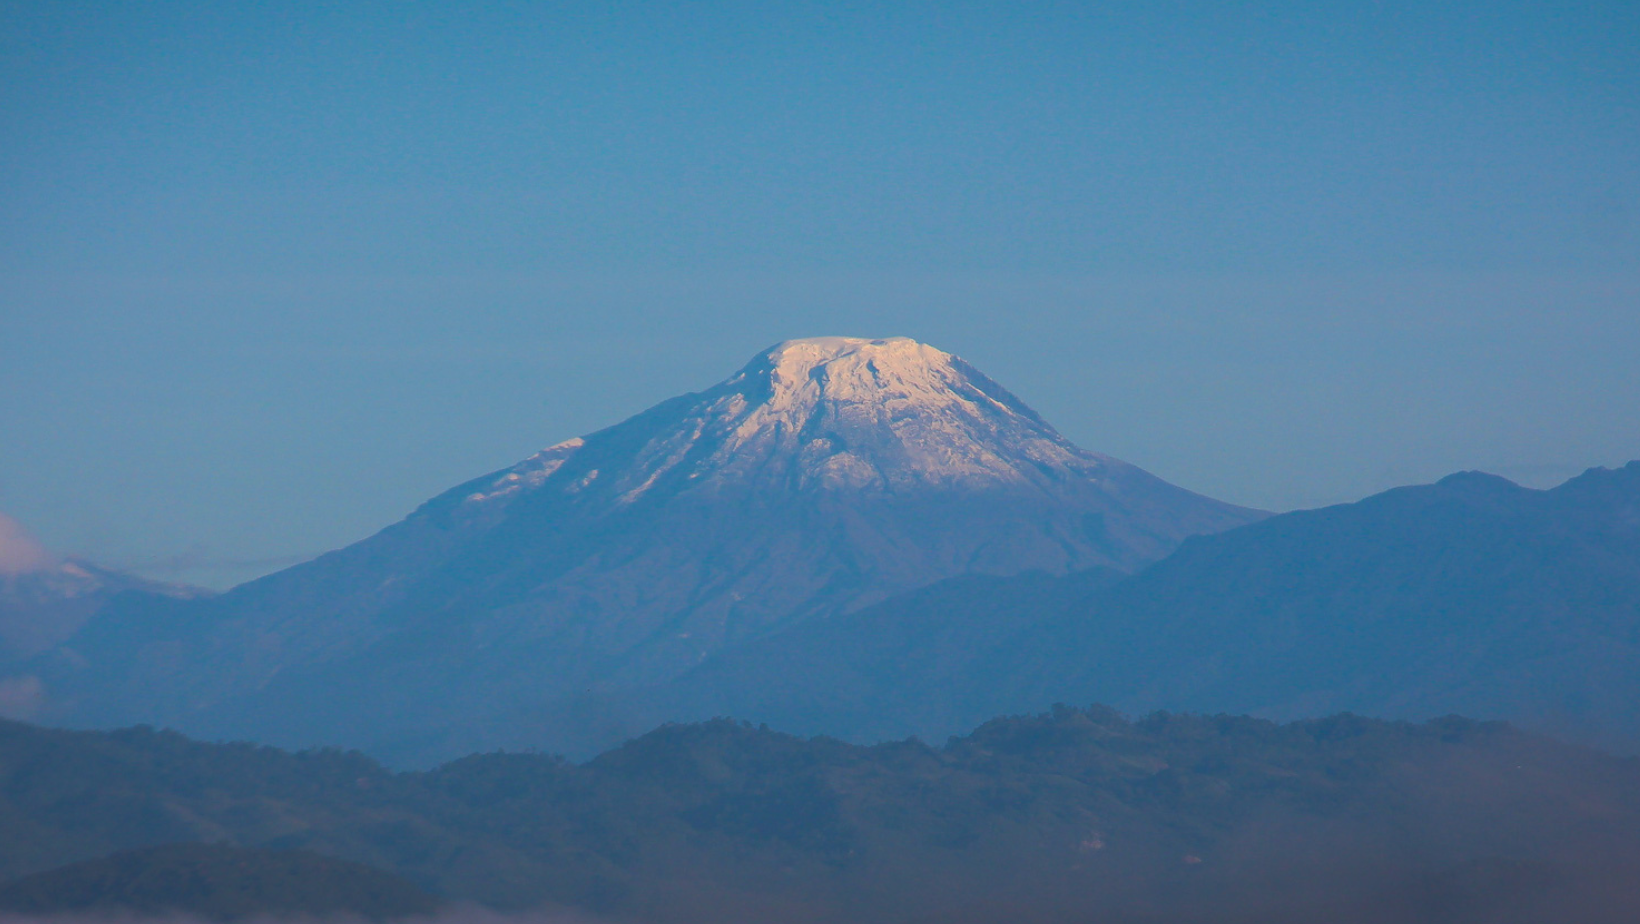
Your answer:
0,540 -> 210,723
1,559 -> 208,662
26,337 -> 1261,761
1,513 -> 207,671
650,462 -> 1640,751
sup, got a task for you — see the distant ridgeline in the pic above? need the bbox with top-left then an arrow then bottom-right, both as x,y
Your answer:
1,709 -> 1638,923
608,459 -> 1640,755
5,338 -> 1639,767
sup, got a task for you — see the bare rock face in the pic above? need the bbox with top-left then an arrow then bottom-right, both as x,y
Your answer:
31,338 -> 1263,761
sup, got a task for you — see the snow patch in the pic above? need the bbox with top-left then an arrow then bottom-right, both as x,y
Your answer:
462,337 -> 1113,506
464,438 -> 585,506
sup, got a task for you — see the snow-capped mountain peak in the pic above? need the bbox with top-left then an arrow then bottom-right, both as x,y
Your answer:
464,337 -> 1110,508
701,336 -> 1096,492
43,336 -> 1264,762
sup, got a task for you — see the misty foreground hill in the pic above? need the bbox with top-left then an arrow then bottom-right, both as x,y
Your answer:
2,709 -> 1639,923
633,461 -> 1640,752
0,843 -> 438,921
10,337 -> 1260,762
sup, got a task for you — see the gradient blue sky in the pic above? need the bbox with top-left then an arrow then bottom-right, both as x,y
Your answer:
3,1 -> 1637,587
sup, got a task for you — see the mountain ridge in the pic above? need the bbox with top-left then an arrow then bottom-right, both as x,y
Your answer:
627,461 -> 1640,753
17,337 -> 1263,763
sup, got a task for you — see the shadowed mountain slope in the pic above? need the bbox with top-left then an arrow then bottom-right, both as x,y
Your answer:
643,462 -> 1640,751
576,566 -> 1127,747
982,462 -> 1640,746
18,337 -> 1260,763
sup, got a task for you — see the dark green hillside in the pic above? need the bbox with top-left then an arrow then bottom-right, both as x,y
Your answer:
0,843 -> 438,920
1,710 -> 1638,921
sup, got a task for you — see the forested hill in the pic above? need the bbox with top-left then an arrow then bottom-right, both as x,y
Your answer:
2,710 -> 1639,923
0,843 -> 439,921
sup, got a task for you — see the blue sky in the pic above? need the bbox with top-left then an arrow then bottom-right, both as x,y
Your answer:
2,1 -> 1637,587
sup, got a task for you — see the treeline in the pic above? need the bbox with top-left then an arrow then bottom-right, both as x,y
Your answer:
2,708 -> 1639,922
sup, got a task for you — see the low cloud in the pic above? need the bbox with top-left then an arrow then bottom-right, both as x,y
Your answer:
0,514 -> 55,576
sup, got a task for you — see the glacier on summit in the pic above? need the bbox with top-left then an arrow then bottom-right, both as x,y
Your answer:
463,337 -> 1140,509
